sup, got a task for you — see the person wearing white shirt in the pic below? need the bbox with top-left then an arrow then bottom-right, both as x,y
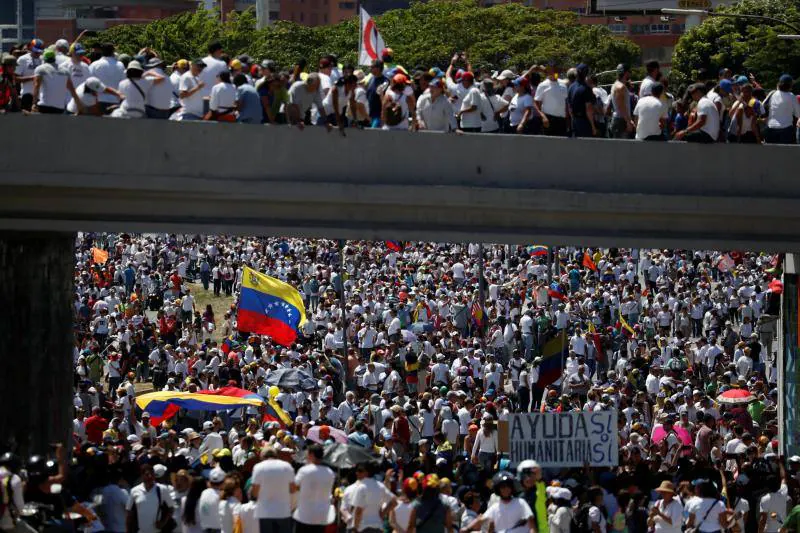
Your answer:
764,74 -> 800,144
199,42 -> 229,104
471,418 -> 499,471
16,43 -> 43,110
174,61 -> 207,121
650,482 -> 684,533
207,71 -> 238,122
32,50 -> 79,114
144,57 -> 174,118
676,83 -> 719,143
480,79 -> 508,133
62,46 -> 91,95
456,72 -> 482,132
169,60 -> 188,111
508,77 -> 534,133
293,445 -> 336,529
351,464 -> 395,533
535,67 -> 569,136
633,83 -> 668,141
112,61 -> 166,119
759,482 -> 789,533
88,43 -> 125,109
67,77 -> 122,116
639,61 -> 660,98
250,449 -> 295,531
126,464 -> 176,533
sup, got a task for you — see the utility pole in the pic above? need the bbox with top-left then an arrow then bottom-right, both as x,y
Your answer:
16,0 -> 22,46
256,0 -> 271,30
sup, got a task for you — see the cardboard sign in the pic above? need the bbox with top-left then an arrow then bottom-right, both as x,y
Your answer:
508,411 -> 618,467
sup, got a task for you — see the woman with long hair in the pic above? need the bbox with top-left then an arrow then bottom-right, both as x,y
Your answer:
471,416 -> 498,472
181,477 -> 206,533
218,476 -> 242,533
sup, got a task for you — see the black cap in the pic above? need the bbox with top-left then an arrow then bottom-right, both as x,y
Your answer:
192,59 -> 206,68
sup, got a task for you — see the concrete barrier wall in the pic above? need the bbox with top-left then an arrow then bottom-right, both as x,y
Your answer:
0,114 -> 798,250
1,114 -> 796,196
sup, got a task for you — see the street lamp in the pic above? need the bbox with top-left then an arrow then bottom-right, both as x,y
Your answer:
661,8 -> 800,34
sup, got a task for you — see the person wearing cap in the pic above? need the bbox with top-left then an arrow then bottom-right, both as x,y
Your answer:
534,63 -> 568,136
110,59 -> 165,119
764,74 -> 800,144
62,43 -> 90,90
168,59 -> 189,113
197,467 -> 226,533
567,63 -> 597,138
508,77 -> 534,134
172,59 -> 207,121
143,57 -> 172,119
633,82 -> 668,141
445,51 -> 471,113
381,73 -> 416,131
608,63 -> 634,138
88,43 -> 124,113
416,77 -> 456,132
32,48 -> 80,114
322,73 -> 363,132
16,39 -> 45,111
455,71 -> 481,133
674,83 -> 720,143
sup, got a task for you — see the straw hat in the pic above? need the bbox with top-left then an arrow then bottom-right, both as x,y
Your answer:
655,480 -> 675,494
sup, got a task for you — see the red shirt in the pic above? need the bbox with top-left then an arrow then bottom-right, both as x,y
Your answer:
85,415 -> 108,444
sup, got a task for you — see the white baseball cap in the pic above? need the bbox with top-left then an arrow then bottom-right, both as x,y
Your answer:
209,467 -> 226,484
85,77 -> 106,93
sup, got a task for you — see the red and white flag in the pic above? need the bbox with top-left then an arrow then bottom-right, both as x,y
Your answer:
359,7 -> 386,66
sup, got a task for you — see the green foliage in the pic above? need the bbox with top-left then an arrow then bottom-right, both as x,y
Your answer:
672,0 -> 800,88
86,0 -> 640,74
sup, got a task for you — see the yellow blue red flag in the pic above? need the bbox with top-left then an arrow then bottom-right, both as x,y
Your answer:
238,267 -> 307,346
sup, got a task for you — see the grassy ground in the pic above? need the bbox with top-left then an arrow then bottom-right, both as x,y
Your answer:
189,282 -> 235,343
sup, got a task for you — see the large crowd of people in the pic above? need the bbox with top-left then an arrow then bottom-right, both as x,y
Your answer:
0,232 -> 796,533
2,36 -> 800,143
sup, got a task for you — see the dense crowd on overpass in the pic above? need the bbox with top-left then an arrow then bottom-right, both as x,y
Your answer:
2,232 -> 798,533
2,37 -> 800,143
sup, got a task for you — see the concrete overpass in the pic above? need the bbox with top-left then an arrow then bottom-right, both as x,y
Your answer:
0,114 -> 798,251
0,114 -> 798,455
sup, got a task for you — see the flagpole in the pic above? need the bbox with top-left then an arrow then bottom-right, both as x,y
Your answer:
338,239 -> 348,400
478,242 -> 487,345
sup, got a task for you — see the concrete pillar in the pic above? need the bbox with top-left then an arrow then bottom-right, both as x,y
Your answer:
0,232 -> 75,456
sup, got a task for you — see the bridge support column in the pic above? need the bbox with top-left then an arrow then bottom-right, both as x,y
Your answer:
0,232 -> 75,456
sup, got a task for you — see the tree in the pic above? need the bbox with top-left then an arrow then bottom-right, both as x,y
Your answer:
671,0 -> 800,89
86,0 -> 640,74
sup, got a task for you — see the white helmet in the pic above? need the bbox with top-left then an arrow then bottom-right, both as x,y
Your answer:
516,460 -> 541,477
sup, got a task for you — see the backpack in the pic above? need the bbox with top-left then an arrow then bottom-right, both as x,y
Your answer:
385,93 -> 406,126
571,503 -> 593,533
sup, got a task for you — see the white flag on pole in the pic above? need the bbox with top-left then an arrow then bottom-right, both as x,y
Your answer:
359,7 -> 385,66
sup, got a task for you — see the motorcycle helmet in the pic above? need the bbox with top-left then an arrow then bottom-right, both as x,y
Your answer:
492,471 -> 517,498
0,452 -> 20,473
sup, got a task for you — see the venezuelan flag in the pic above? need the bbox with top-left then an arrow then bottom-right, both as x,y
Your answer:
263,398 -> 292,427
238,267 -> 307,347
386,241 -> 403,252
528,245 -> 548,257
221,335 -> 239,356
534,331 -> 569,387
547,282 -> 567,301
136,387 -> 265,425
